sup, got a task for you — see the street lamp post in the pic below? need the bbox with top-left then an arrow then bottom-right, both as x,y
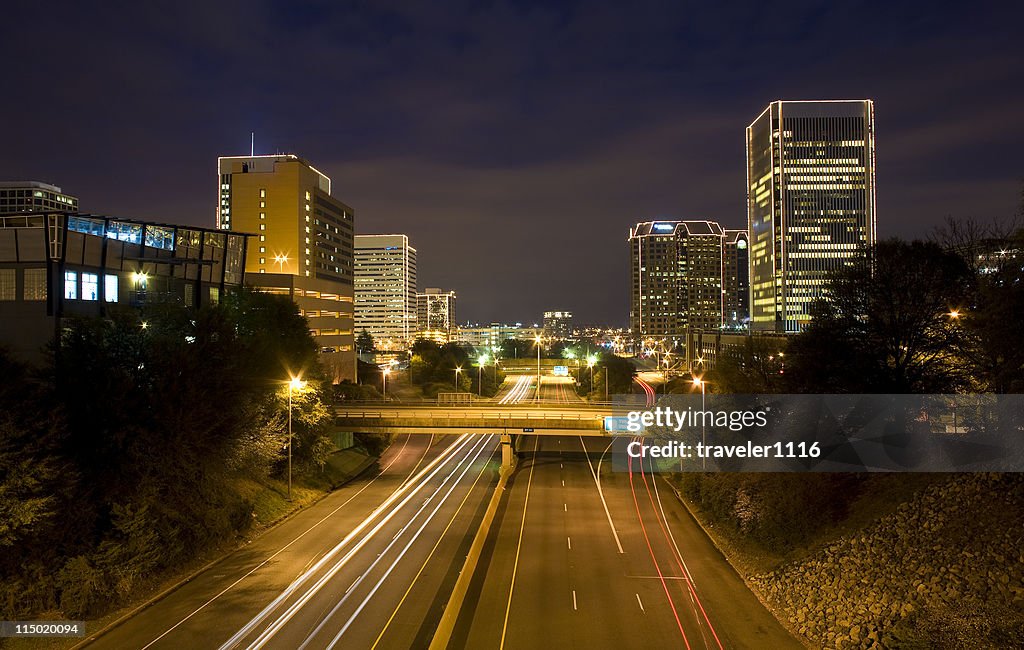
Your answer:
454,366 -> 462,391
382,367 -> 390,401
477,354 -> 487,396
693,376 -> 706,470
287,376 -> 306,501
586,355 -> 596,400
534,335 -> 543,403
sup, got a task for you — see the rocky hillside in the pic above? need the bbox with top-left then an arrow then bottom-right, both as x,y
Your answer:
749,473 -> 1024,649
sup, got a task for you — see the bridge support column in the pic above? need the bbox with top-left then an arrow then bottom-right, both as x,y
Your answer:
500,433 -> 516,470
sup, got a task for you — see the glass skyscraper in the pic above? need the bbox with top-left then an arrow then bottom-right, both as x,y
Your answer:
746,100 -> 877,332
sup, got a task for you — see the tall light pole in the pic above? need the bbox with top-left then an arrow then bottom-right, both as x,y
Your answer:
693,376 -> 706,470
534,335 -> 543,403
287,375 -> 306,500
587,355 -> 596,399
454,366 -> 462,391
382,367 -> 390,401
477,354 -> 487,396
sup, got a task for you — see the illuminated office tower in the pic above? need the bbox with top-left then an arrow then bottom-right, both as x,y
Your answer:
218,154 -> 355,381
746,100 -> 877,332
354,234 -> 417,350
417,287 -> 457,343
723,229 -> 749,327
542,311 -> 573,340
629,220 -> 728,337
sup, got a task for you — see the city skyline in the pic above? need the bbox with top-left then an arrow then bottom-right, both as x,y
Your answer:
0,2 -> 1021,326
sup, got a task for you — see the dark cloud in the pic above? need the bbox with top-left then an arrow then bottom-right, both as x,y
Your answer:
1,0 -> 1022,324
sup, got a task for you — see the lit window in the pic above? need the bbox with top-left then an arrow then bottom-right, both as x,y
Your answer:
260,201 -> 266,208
260,189 -> 266,198
23,269 -> 46,300
260,257 -> 266,264
260,235 -> 266,242
305,191 -> 310,200
64,271 -> 78,300
0,269 -> 14,300
104,275 -> 118,302
259,246 -> 266,253
259,224 -> 266,231
82,273 -> 99,301
260,212 -> 266,219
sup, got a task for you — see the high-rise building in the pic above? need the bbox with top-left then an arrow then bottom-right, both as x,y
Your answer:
723,229 -> 750,327
746,100 -> 877,332
0,181 -> 78,215
218,154 -> 355,381
416,287 -> 456,343
542,310 -> 573,340
354,234 -> 417,350
629,220 -> 735,338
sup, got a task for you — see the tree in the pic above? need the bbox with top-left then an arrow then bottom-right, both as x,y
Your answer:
784,240 -> 973,393
500,338 -> 532,359
356,329 -> 375,355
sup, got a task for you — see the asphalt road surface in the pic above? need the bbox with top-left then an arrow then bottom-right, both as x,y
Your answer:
452,433 -> 800,649
83,432 -> 499,650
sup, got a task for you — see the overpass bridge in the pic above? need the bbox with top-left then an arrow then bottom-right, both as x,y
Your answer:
334,403 -> 614,436
333,403 -> 618,467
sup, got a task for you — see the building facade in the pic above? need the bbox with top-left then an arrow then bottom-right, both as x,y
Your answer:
218,154 -> 355,381
630,220 -> 744,338
0,212 -> 246,362
416,287 -> 456,343
542,310 -> 573,340
354,234 -> 417,350
0,181 -> 78,214
746,100 -> 877,332
723,229 -> 750,328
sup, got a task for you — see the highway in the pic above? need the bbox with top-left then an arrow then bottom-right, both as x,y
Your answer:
83,374 -> 797,649
83,432 -> 499,650
450,376 -> 800,649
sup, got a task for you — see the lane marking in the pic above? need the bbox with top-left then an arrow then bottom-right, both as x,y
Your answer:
636,593 -> 645,612
369,440 -> 498,649
572,590 -> 577,611
580,436 -> 624,554
318,436 -> 495,649
567,536 -> 572,551
136,434 -> 424,650
221,435 -> 475,650
499,436 -> 539,650
629,444 -> 691,648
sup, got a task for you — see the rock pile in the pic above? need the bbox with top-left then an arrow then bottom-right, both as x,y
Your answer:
750,474 -> 1024,648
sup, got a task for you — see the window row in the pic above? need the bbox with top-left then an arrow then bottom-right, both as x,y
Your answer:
63,271 -> 119,302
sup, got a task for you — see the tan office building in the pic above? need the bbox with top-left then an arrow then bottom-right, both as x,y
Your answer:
218,154 -> 355,381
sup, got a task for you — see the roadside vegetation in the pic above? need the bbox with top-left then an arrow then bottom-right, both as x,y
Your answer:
671,210 -> 1024,648
0,288 -> 354,621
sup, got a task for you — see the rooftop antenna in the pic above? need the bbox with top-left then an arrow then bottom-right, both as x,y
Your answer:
250,132 -> 255,157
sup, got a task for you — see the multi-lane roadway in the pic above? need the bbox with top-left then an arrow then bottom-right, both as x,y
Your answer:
83,374 -> 798,649
83,433 -> 499,649
450,376 -> 800,649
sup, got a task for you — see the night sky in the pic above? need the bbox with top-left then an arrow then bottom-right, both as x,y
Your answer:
2,1 -> 1022,326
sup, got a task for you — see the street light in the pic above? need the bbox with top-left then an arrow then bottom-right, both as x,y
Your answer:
287,375 -> 307,501
477,354 -> 487,396
382,367 -> 391,401
586,355 -> 596,398
534,335 -> 543,402
454,366 -> 462,391
692,376 -> 706,470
